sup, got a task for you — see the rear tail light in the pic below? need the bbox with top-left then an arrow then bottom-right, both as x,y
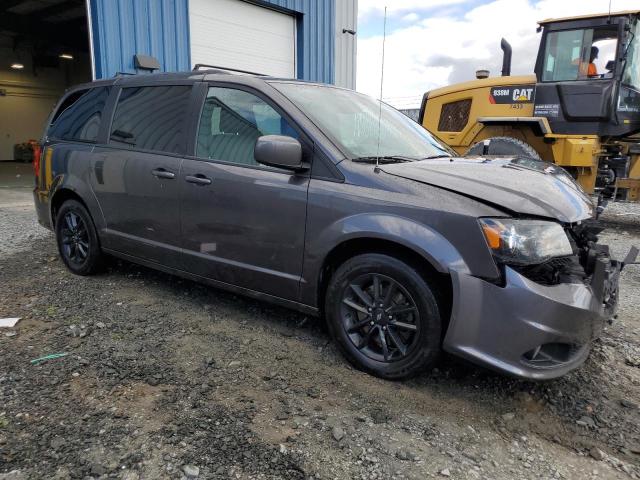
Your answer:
33,144 -> 42,180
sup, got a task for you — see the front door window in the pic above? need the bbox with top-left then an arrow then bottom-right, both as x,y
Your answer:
542,26 -> 618,81
196,87 -> 298,166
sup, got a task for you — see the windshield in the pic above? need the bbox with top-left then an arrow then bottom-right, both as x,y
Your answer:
270,82 -> 454,160
622,19 -> 640,90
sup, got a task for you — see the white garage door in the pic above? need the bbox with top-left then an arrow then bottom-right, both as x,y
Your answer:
189,0 -> 296,78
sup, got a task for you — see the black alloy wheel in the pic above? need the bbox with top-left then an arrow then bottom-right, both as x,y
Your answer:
340,273 -> 419,362
60,211 -> 90,264
326,253 -> 442,379
55,199 -> 103,275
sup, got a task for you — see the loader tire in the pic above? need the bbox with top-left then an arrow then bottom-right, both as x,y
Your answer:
465,136 -> 542,160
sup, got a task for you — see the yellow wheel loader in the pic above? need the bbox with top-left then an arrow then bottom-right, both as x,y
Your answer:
420,11 -> 640,200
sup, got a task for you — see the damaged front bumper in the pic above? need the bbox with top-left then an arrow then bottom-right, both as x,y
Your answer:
443,246 -> 637,380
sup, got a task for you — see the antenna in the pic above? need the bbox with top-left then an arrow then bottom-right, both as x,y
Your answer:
608,0 -> 612,22
375,6 -> 388,170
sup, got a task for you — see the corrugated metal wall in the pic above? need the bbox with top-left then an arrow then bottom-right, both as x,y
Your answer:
89,0 -> 191,78
256,0 -> 335,84
89,0 -> 339,84
334,0 -> 357,89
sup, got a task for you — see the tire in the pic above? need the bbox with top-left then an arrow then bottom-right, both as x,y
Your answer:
465,136 -> 541,160
325,253 -> 442,380
55,199 -> 103,275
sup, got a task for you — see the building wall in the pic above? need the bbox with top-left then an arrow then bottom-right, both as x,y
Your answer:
88,0 -> 191,79
0,45 -> 90,160
89,0 -> 339,85
334,0 -> 357,89
258,0 -> 334,84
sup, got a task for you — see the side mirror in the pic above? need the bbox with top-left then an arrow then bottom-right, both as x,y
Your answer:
605,60 -> 615,72
254,135 -> 306,171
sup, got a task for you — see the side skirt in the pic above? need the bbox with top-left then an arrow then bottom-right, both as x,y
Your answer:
102,248 -> 320,317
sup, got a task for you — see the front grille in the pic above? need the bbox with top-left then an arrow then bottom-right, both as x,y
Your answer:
437,99 -> 472,132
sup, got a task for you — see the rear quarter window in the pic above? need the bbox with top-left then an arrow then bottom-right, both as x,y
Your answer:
48,87 -> 110,142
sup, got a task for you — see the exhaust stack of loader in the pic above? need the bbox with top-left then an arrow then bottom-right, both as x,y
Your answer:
500,38 -> 512,77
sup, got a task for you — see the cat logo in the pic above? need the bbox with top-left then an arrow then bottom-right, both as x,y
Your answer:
513,88 -> 534,102
489,85 -> 536,104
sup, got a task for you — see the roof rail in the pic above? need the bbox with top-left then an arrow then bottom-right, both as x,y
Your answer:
192,64 -> 267,76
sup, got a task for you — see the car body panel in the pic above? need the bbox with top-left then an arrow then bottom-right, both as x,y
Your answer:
380,157 -> 594,223
89,146 -> 184,268
37,143 -> 105,231
444,267 -> 608,379
179,158 -> 309,301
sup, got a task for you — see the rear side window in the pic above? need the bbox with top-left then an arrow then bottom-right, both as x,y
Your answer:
110,85 -> 192,154
48,87 -> 109,142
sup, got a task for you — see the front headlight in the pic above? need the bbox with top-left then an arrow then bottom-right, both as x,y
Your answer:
479,218 -> 573,265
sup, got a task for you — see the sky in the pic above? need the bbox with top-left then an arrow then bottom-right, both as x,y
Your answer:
355,0 -> 639,109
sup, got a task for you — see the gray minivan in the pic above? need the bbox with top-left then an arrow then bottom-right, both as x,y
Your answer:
33,69 -> 635,380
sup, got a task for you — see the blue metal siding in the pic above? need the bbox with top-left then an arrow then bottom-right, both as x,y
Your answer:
259,0 -> 335,84
90,0 -> 334,84
89,0 -> 191,78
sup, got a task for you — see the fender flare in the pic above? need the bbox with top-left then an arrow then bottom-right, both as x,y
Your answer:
476,116 -> 551,136
309,213 -> 471,276
49,173 -> 106,232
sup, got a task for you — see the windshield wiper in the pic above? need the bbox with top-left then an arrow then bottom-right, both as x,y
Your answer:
420,154 -> 452,160
352,155 -> 415,164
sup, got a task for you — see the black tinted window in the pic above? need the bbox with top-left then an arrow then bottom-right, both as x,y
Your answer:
196,87 -> 298,166
49,87 -> 109,142
110,86 -> 191,154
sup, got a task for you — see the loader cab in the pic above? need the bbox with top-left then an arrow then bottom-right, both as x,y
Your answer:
533,12 -> 640,137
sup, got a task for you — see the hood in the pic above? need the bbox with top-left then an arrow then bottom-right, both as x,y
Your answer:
380,156 -> 594,223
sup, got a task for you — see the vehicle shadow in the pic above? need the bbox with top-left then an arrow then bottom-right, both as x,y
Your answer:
102,253 -> 591,420
103,253 -> 609,399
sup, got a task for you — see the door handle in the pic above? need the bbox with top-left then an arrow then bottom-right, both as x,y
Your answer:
185,174 -> 212,186
151,168 -> 176,179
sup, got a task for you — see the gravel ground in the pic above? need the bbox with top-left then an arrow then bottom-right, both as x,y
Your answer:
0,189 -> 48,256
600,201 -> 640,235
1,193 -> 639,480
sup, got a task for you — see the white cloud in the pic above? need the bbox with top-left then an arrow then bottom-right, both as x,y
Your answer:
401,12 -> 420,22
356,0 -> 639,109
358,0 -> 464,20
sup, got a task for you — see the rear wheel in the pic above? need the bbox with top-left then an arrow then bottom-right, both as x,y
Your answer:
465,136 -> 541,160
55,200 -> 103,275
325,253 -> 442,379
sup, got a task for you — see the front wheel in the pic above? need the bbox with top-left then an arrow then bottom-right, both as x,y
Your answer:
55,199 -> 103,275
325,253 -> 442,379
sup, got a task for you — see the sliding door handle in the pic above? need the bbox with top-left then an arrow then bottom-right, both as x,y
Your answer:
151,168 -> 176,179
185,175 -> 212,186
